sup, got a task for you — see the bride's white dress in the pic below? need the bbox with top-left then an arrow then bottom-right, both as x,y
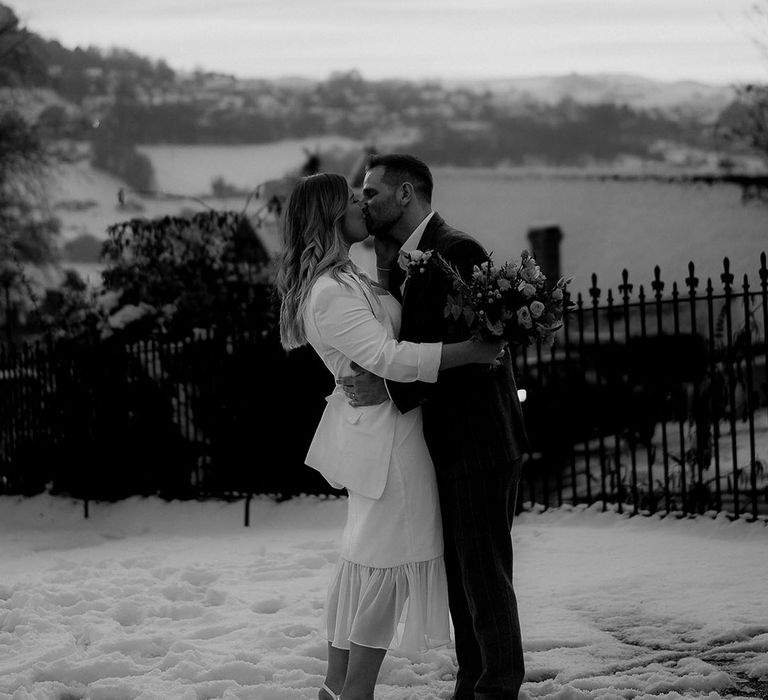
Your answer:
303,274 -> 450,653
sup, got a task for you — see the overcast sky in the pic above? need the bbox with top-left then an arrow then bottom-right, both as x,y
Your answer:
16,0 -> 768,84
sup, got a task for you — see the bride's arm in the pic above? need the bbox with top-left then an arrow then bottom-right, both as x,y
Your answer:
311,283 -> 499,383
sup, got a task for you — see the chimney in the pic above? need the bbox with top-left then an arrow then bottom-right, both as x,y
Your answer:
527,224 -> 563,286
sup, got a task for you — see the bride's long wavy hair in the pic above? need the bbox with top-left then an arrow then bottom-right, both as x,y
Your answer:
276,172 -> 370,350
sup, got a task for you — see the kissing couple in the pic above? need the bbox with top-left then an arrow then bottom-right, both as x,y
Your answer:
276,153 -> 529,700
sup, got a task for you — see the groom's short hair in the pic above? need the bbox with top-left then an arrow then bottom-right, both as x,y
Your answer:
366,153 -> 433,203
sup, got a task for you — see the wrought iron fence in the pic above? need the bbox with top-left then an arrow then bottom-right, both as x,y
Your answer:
513,253 -> 768,521
0,329 -> 334,517
1,254 -> 766,521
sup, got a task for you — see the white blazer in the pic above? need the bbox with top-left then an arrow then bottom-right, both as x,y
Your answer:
302,271 -> 442,499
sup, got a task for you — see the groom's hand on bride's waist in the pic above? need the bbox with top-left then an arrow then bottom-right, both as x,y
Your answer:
337,362 -> 389,407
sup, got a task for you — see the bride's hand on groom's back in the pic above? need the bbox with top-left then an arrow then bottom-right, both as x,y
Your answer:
337,362 -> 389,407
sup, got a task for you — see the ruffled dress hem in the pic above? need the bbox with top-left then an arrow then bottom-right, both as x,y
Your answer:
325,555 -> 451,654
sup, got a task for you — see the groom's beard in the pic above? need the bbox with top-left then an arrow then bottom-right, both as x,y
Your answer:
365,211 -> 403,238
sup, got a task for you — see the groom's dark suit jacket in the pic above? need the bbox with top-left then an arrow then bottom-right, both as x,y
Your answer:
386,213 -> 529,479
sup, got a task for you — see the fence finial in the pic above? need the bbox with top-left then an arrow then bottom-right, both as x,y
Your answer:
759,252 -> 767,286
651,265 -> 664,299
721,257 -> 734,291
685,261 -> 699,294
618,269 -> 632,299
589,273 -> 601,303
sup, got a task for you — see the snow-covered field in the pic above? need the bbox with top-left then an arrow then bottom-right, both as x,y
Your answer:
2,495 -> 767,700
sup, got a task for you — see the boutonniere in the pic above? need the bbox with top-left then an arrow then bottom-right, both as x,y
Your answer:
400,249 -> 435,278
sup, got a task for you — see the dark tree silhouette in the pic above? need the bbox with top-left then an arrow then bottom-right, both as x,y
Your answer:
715,1 -> 768,201
0,5 -> 60,342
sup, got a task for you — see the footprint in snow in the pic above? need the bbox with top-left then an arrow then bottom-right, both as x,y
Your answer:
252,598 -> 284,614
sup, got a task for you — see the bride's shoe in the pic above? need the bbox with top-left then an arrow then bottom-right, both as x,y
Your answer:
320,682 -> 341,700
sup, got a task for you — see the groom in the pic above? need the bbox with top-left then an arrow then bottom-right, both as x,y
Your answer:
340,153 -> 529,699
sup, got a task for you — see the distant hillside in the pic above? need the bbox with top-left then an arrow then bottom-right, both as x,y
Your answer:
444,73 -> 736,122
1,2 -> 758,168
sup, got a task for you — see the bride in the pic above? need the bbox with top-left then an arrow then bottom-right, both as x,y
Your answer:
276,173 -> 504,700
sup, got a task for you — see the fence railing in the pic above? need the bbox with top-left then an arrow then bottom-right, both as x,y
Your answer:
1,253 -> 767,521
513,253 -> 768,520
0,328 -> 334,512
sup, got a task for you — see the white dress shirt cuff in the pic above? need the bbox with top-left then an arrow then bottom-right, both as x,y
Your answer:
417,342 -> 442,383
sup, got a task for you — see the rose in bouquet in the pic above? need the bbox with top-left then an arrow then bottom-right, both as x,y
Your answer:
440,250 -> 572,347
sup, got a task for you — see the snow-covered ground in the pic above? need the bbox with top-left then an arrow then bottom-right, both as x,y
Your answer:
1,495 -> 767,700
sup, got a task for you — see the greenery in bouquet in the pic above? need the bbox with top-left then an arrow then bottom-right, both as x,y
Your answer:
440,250 -> 572,347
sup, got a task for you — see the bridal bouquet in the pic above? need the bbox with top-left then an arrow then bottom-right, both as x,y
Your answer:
439,250 -> 572,347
